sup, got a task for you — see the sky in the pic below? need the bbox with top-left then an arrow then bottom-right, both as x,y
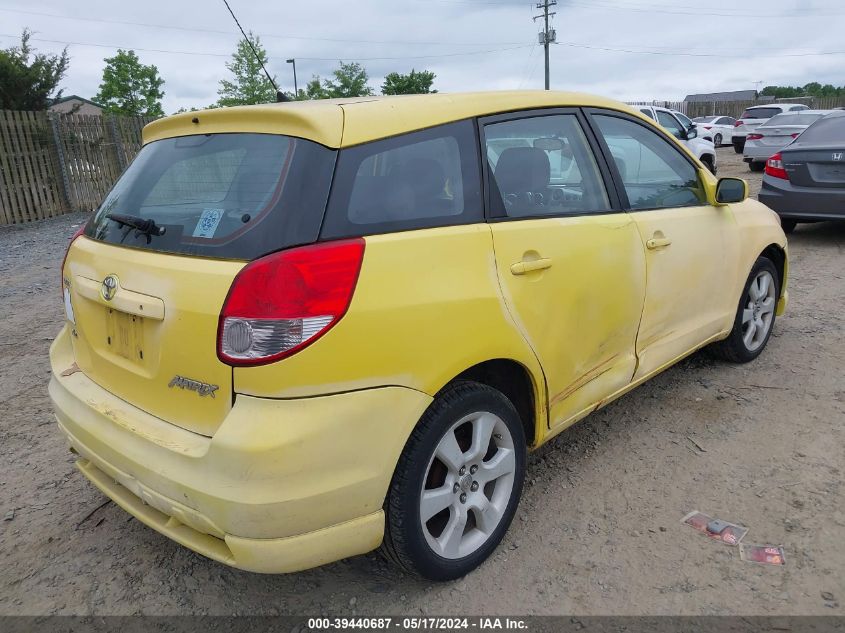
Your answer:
1,0 -> 843,113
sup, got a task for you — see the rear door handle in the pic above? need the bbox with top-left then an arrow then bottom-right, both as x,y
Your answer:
510,258 -> 553,275
646,237 -> 672,249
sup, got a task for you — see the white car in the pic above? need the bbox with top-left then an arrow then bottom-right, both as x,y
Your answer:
743,110 -> 834,171
692,116 -> 736,146
636,105 -> 717,173
731,103 -> 809,154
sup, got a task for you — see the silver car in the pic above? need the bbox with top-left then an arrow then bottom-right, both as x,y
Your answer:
743,110 -> 835,171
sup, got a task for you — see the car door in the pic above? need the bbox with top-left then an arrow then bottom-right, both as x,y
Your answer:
587,110 -> 740,380
482,109 -> 647,430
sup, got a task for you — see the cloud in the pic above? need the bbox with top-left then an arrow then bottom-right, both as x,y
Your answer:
1,0 -> 842,113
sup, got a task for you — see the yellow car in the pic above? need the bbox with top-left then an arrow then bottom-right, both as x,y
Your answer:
50,91 -> 788,580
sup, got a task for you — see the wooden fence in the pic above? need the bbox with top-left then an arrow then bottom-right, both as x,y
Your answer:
628,96 -> 845,119
0,111 -> 154,226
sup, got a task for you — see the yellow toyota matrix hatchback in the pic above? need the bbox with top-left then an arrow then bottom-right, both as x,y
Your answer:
51,91 -> 788,580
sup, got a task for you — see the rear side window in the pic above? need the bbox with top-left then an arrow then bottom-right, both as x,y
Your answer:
87,133 -> 336,259
321,120 -> 482,239
740,108 -> 780,119
640,108 -> 655,120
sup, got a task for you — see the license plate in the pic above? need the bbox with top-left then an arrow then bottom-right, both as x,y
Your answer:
105,308 -> 145,362
821,165 -> 845,180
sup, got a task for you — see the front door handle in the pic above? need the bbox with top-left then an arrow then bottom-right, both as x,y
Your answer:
510,258 -> 553,275
646,236 -> 672,249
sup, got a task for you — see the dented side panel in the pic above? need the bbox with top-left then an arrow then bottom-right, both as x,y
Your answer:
489,214 -> 647,430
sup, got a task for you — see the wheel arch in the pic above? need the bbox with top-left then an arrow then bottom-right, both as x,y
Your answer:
446,358 -> 543,448
761,242 -> 787,293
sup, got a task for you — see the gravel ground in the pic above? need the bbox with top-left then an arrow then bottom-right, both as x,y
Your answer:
1,147 -> 843,616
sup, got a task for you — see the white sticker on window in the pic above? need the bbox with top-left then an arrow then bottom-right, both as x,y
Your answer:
192,208 -> 224,238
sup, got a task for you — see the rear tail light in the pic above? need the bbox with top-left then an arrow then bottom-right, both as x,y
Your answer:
746,133 -> 763,141
703,126 -> 712,130
734,121 -> 743,127
790,132 -> 800,139
217,239 -> 365,366
61,224 -> 87,293
765,153 -> 789,180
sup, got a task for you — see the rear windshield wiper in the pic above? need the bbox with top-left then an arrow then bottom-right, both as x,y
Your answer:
106,213 -> 166,240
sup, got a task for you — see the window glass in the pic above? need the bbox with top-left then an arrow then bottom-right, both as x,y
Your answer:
87,134 -> 336,259
797,114 -> 845,143
761,113 -> 825,127
640,108 -> 655,120
790,105 -> 809,111
695,116 -> 717,123
484,114 -> 610,217
321,120 -> 482,238
719,117 -> 736,125
674,111 -> 693,128
656,110 -> 684,139
740,107 -> 780,119
593,115 -> 706,211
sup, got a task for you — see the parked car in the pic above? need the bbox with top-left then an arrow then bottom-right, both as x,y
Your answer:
758,110 -> 845,233
732,103 -> 809,153
636,105 -> 717,172
693,115 -> 736,146
51,91 -> 788,580
744,110 -> 834,171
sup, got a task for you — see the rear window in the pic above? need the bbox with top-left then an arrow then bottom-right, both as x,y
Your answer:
796,114 -> 845,144
762,113 -> 825,127
321,120 -> 482,239
86,133 -> 336,259
740,108 -> 780,120
694,116 -> 717,123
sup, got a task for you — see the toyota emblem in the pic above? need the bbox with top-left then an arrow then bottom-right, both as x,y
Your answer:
101,275 -> 118,301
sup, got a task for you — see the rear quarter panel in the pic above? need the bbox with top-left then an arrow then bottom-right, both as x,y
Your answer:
233,224 -> 546,427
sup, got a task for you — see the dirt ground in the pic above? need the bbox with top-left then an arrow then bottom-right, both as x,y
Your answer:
1,146 -> 843,616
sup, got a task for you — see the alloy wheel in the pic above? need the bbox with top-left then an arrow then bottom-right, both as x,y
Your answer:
742,270 -> 776,352
419,411 -> 516,560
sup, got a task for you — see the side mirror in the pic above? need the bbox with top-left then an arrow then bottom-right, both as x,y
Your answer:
686,125 -> 698,140
715,177 -> 748,204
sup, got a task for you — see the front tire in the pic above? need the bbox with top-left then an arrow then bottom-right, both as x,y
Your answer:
382,382 -> 526,580
711,257 -> 779,363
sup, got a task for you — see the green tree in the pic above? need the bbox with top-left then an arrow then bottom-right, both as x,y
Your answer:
0,29 -> 69,110
381,69 -> 436,95
217,33 -> 277,107
324,61 -> 373,98
94,50 -> 164,116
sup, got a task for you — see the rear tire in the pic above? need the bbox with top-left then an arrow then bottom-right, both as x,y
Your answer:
733,141 -> 744,154
749,161 -> 765,172
714,133 -> 722,146
711,257 -> 779,363
780,219 -> 797,234
382,381 -> 526,580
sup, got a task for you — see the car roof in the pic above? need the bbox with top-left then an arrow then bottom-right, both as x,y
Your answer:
143,91 -> 639,148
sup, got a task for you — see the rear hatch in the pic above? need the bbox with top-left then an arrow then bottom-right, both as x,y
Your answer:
755,126 -> 805,146
779,114 -> 845,188
735,107 -> 782,136
782,145 -> 845,188
63,131 -> 336,435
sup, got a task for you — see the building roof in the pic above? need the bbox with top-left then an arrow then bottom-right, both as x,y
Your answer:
684,90 -> 758,103
143,91 -> 639,148
49,95 -> 104,109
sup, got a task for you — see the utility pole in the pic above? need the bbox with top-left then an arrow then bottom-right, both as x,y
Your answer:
534,0 -> 556,90
287,58 -> 298,95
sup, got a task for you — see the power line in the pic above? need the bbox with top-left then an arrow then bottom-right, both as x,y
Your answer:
0,7 -> 528,47
426,0 -> 845,18
553,40 -> 845,58
0,33 -> 533,62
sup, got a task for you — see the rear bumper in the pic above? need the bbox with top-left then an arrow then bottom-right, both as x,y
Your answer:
743,145 -> 778,162
49,326 -> 432,573
758,176 -> 845,220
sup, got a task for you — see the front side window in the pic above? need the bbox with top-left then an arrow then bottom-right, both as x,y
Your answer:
321,120 -> 481,238
674,112 -> 694,128
656,110 -> 685,139
593,114 -> 706,211
640,108 -> 655,120
484,113 -> 611,218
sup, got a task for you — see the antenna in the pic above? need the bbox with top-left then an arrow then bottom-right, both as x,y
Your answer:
221,0 -> 287,102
